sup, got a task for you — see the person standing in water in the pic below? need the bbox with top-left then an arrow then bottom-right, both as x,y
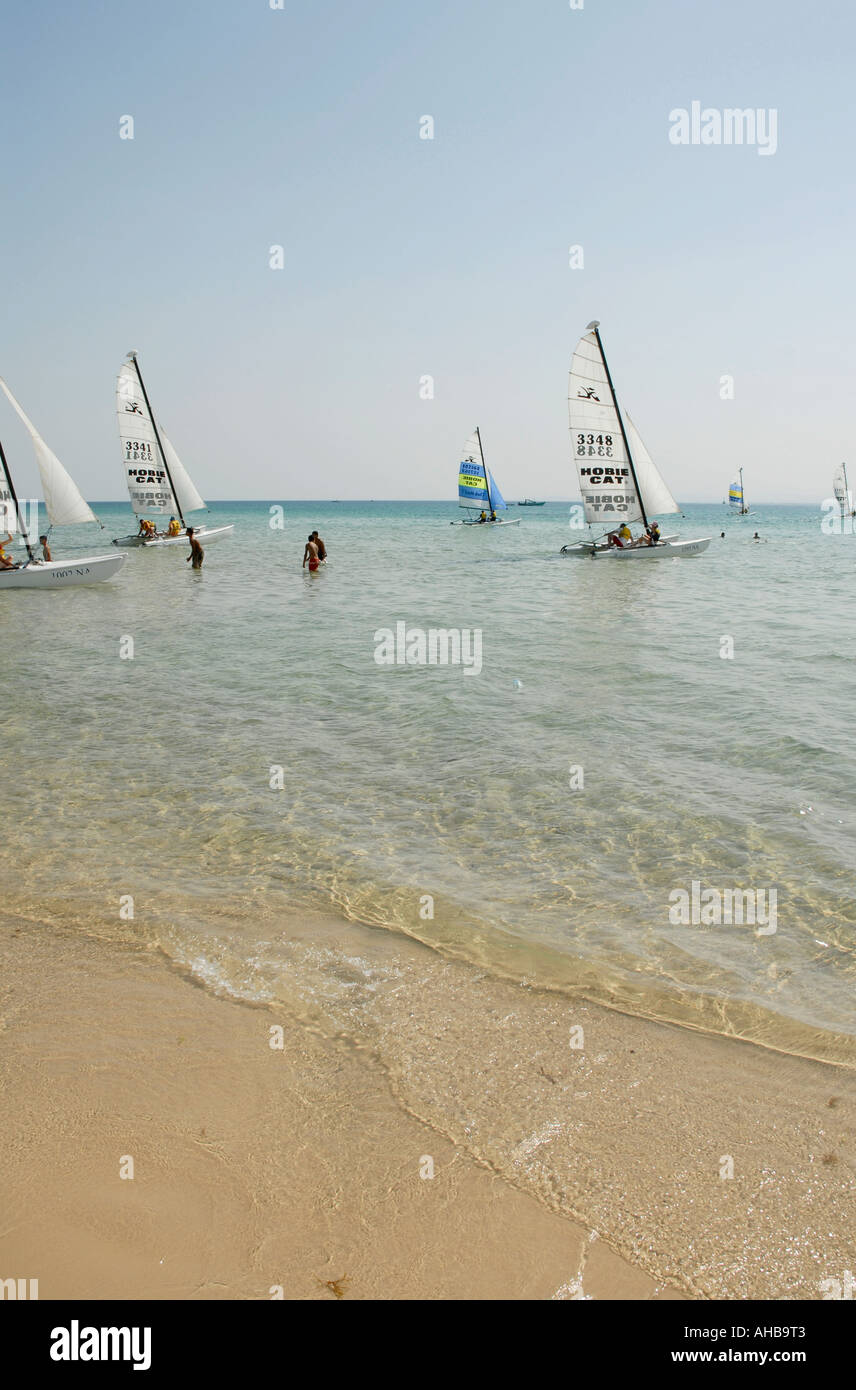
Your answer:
310,530 -> 327,560
303,534 -> 320,572
185,526 -> 204,569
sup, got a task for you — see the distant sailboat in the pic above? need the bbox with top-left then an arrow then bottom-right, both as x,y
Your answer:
0,378 -> 126,588
112,353 -> 234,548
451,428 -> 521,526
728,469 -> 750,515
833,463 -> 855,517
560,322 -> 709,559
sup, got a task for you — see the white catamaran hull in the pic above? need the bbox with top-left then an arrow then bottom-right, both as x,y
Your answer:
561,532 -> 679,555
609,537 -> 710,559
113,524 -> 235,548
0,553 -> 127,588
452,518 -> 522,527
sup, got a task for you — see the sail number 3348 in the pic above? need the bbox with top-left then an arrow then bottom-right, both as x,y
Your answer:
576,433 -> 614,457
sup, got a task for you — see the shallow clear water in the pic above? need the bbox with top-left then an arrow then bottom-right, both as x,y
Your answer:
4,498 -> 855,1063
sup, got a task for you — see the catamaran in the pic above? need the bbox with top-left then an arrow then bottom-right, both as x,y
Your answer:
451,427 -> 521,526
0,378 -> 126,589
113,352 -> 234,548
833,463 -> 855,517
560,322 -> 709,559
728,469 -> 750,515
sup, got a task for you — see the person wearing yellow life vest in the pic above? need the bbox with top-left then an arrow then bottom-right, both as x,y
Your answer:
167,516 -> 181,537
0,531 -> 17,569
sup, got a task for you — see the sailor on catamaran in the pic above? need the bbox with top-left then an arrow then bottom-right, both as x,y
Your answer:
0,531 -> 18,569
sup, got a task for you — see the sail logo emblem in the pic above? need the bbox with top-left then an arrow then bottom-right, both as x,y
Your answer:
577,387 -> 600,401
124,402 -> 144,415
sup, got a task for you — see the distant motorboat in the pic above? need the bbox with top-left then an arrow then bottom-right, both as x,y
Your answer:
517,498 -> 545,506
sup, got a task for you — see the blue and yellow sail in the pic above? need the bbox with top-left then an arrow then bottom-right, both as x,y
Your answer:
457,430 -> 506,513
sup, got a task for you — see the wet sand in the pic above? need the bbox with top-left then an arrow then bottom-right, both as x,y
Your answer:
3,900 -> 855,1300
0,914 -> 677,1301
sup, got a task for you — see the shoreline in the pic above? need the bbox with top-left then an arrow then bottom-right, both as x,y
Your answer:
0,912 -> 678,1301
2,900 -> 854,1300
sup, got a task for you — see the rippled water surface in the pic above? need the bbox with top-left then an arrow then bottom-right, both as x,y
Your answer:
3,499 -> 855,1063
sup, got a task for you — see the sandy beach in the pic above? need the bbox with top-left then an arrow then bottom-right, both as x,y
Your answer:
2,904 -> 853,1300
0,912 -> 680,1301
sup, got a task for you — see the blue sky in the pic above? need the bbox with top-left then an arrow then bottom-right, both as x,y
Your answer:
0,0 -> 853,502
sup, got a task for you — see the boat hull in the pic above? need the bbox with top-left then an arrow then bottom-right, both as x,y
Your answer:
451,518 -> 522,527
0,553 -> 127,588
561,532 -> 679,555
113,524 -> 235,548
560,536 -> 709,559
612,537 -> 711,559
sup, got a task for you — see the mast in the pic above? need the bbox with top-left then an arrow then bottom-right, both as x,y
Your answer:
589,322 -> 648,531
844,462 -> 853,516
475,426 -> 492,512
0,436 -> 35,562
129,352 -> 185,528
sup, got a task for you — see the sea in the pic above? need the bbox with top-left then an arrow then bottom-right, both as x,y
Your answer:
3,498 -> 855,1068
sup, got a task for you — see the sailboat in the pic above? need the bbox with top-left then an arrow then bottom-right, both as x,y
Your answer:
833,463 -> 855,517
450,427 -> 521,526
728,469 -> 750,515
0,379 -> 126,589
560,322 -> 709,559
112,353 -> 234,547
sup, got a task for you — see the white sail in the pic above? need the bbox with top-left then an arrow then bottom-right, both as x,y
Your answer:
0,377 -> 97,527
458,430 -> 490,511
833,464 -> 853,516
624,412 -> 680,517
569,330 -> 637,525
569,328 -> 678,526
117,361 -> 172,516
117,359 -> 205,518
159,427 -> 205,514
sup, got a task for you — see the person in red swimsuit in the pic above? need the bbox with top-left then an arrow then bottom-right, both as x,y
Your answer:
303,534 -> 320,572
